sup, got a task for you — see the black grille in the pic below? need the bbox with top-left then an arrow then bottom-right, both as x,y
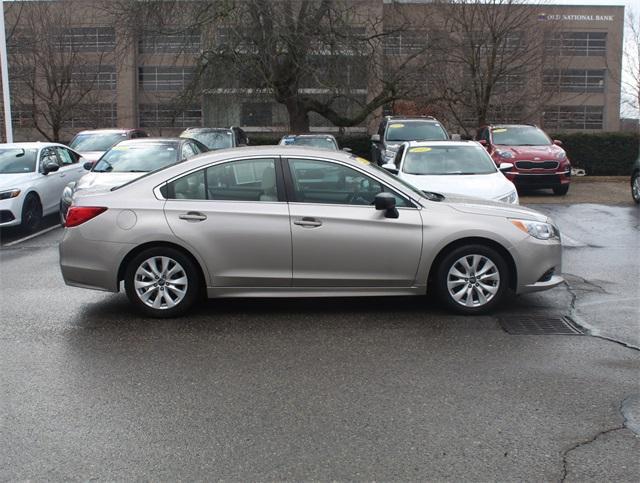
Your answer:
514,174 -> 560,187
0,210 -> 15,223
499,315 -> 584,335
515,160 -> 559,170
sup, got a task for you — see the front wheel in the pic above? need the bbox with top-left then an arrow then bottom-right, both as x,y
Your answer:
21,194 -> 42,232
632,173 -> 640,204
436,245 -> 509,315
553,185 -> 569,196
124,247 -> 200,318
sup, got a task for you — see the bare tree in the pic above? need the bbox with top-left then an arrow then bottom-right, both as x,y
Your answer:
6,1 -> 112,141
621,9 -> 640,120
431,0 -> 562,134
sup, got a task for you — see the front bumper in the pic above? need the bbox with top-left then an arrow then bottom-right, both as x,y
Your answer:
0,197 -> 22,227
512,235 -> 563,295
505,170 -> 571,189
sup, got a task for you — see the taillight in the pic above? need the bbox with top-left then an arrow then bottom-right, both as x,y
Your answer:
65,206 -> 107,228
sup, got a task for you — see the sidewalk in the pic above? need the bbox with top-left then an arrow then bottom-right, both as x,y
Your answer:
519,176 -> 634,205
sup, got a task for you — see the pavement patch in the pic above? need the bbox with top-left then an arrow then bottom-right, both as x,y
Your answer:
499,314 -> 584,335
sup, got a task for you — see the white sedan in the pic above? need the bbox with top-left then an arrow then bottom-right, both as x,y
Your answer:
0,142 -> 86,231
383,141 -> 519,204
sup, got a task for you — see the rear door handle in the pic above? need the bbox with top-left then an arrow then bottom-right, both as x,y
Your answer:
293,217 -> 322,228
179,212 -> 207,222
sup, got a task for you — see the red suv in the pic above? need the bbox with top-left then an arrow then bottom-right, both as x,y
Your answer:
476,124 -> 571,195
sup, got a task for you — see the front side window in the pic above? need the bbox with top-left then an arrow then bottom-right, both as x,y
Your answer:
181,143 -> 196,160
93,143 -> 179,173
0,148 -> 38,174
183,130 -> 234,150
491,126 -> 551,146
56,147 -> 78,165
402,145 -> 497,175
165,158 -> 278,202
385,121 -> 448,142
288,158 -> 409,207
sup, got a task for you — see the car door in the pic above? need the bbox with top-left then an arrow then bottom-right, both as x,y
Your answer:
284,157 -> 423,287
163,156 -> 292,287
37,147 -> 67,214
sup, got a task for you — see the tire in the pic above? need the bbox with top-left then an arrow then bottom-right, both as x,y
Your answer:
435,244 -> 509,315
553,185 -> 569,196
124,247 -> 200,318
21,193 -> 42,232
59,201 -> 68,226
632,173 -> 640,204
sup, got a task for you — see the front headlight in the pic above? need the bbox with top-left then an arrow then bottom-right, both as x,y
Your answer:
61,182 -> 77,204
0,189 -> 21,200
510,219 -> 560,240
555,150 -> 567,160
498,190 -> 519,204
495,150 -> 514,159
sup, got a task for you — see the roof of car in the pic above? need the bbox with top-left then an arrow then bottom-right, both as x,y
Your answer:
0,142 -> 67,149
282,134 -> 337,138
115,138 -> 184,146
404,140 -> 480,148
182,127 -> 233,132
74,128 -> 139,135
487,124 -> 538,129
384,116 -> 439,122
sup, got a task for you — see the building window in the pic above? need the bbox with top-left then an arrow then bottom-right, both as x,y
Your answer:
62,103 -> 117,129
73,65 -> 117,90
139,66 -> 195,91
139,29 -> 201,53
240,102 -> 273,126
544,105 -> 603,130
543,69 -> 605,93
383,30 -> 428,55
59,27 -> 116,52
0,105 -> 34,128
139,103 -> 202,128
546,32 -> 606,57
494,72 -> 525,92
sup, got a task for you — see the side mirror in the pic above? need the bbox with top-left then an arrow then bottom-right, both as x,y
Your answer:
83,162 -> 94,170
374,192 -> 399,219
382,163 -> 399,174
42,160 -> 60,175
553,139 -> 563,146
371,134 -> 380,143
499,162 -> 514,172
342,147 -> 352,153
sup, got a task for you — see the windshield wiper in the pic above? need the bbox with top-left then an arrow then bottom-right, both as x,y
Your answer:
124,169 -> 148,172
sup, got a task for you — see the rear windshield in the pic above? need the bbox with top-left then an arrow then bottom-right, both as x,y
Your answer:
491,126 -> 551,146
183,130 -> 234,150
385,121 -> 448,142
93,143 -> 179,173
402,145 -> 496,175
70,132 -> 128,152
0,148 -> 38,173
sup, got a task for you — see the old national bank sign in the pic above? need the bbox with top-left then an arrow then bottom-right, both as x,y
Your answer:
538,13 -> 615,22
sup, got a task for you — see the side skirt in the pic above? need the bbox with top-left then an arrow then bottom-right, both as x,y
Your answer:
206,286 -> 427,298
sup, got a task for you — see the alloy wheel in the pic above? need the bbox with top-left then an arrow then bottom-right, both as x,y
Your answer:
447,254 -> 500,308
633,175 -> 640,203
134,256 -> 188,309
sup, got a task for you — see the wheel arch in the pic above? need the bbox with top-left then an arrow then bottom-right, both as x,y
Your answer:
427,236 -> 517,292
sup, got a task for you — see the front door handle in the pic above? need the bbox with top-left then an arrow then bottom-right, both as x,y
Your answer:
293,217 -> 322,228
179,211 -> 207,222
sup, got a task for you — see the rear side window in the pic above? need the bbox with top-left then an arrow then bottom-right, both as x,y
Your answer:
164,158 -> 278,201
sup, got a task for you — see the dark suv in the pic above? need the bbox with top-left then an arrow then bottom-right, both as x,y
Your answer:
179,127 -> 249,150
370,116 -> 449,165
476,124 -> 571,195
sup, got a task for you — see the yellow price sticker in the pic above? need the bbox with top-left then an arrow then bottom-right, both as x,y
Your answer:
112,146 -> 129,150
492,128 -> 507,133
410,147 -> 432,153
355,157 -> 370,165
389,123 -> 405,128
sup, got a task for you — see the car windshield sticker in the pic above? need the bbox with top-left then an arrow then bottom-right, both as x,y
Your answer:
389,123 -> 405,128
492,128 -> 507,133
112,146 -> 129,150
355,157 -> 370,165
410,147 -> 432,153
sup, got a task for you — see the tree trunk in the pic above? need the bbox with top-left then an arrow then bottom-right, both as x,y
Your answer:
285,99 -> 310,133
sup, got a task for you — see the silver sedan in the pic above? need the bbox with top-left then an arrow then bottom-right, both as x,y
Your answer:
59,146 -> 564,318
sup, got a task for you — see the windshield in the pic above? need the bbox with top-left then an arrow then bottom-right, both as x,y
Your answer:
385,121 -> 447,142
282,136 -> 338,150
183,130 -> 233,150
402,145 -> 496,175
70,132 -> 129,152
362,158 -> 428,201
0,148 -> 38,174
491,126 -> 551,146
93,143 -> 179,173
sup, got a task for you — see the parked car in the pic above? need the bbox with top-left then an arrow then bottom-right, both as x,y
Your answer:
476,124 -> 571,195
179,127 -> 249,150
60,146 -> 563,318
383,141 -> 518,204
632,154 -> 640,204
279,134 -> 341,151
371,116 -> 450,165
0,142 -> 86,231
69,128 -> 148,166
59,138 -> 207,223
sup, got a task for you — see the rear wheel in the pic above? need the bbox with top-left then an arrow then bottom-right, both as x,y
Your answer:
632,173 -> 640,204
553,185 -> 569,196
124,247 -> 200,318
436,244 -> 509,315
21,194 -> 42,232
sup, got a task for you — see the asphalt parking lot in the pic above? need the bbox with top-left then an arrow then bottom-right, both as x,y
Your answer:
1,187 -> 638,480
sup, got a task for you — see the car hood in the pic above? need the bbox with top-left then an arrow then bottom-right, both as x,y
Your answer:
78,151 -> 106,162
75,172 -> 143,192
439,194 -> 548,222
495,144 -> 565,160
0,172 -> 38,191
401,172 -> 514,200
